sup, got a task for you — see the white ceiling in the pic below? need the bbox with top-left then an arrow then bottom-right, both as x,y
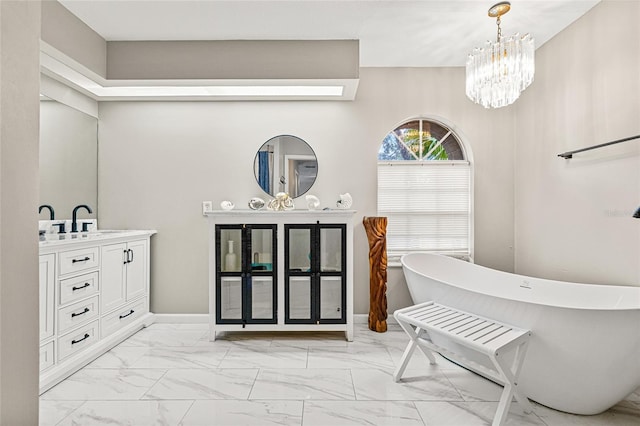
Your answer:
59,0 -> 600,67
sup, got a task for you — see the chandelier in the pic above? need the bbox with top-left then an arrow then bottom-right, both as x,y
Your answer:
466,2 -> 535,108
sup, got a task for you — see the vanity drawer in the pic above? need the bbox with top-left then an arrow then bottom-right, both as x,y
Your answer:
57,320 -> 99,362
39,341 -> 55,372
58,295 -> 100,334
101,298 -> 147,338
59,272 -> 99,305
58,246 -> 99,276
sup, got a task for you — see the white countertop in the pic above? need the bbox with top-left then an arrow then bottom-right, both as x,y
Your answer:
39,230 -> 157,248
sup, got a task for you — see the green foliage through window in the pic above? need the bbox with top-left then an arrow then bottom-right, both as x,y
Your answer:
378,119 -> 463,161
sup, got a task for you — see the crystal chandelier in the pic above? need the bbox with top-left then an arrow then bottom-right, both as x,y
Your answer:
466,2 -> 535,108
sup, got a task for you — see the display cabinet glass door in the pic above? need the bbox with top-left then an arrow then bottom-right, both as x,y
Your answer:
216,225 -> 277,325
285,224 -> 346,324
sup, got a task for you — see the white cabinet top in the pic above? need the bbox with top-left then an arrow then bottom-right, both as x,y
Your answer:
205,209 -> 357,223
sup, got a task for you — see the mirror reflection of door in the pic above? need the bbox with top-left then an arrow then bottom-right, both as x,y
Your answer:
254,135 -> 318,198
284,155 -> 317,198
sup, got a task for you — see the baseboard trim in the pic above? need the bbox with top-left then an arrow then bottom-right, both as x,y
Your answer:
354,314 -> 367,324
151,313 -> 396,325
152,313 -> 209,324
353,313 -> 397,325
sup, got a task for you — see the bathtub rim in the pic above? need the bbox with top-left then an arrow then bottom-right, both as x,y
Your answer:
401,252 -> 640,311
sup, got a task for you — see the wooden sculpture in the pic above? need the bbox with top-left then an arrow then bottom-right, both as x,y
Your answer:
363,216 -> 388,332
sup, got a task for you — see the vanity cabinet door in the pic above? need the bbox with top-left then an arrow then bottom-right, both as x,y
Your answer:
101,242 -> 127,313
125,239 -> 148,301
39,254 -> 55,341
102,239 -> 148,314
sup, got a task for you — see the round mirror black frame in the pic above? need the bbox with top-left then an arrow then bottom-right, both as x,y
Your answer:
254,135 -> 318,198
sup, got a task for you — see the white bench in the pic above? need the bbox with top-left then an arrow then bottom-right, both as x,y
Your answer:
393,301 -> 533,426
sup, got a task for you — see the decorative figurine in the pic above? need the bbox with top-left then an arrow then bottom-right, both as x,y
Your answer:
248,197 -> 265,210
220,200 -> 235,211
305,194 -> 320,210
267,192 -> 294,211
336,192 -> 353,209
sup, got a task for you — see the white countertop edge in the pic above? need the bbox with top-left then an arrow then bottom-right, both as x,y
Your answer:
204,209 -> 357,216
39,229 -> 157,248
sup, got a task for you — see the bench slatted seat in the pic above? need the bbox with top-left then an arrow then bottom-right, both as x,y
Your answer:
394,301 -> 533,426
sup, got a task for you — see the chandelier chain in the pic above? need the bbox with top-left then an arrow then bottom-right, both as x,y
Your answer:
496,16 -> 502,41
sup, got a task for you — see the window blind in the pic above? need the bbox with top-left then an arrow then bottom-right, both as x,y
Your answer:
377,162 -> 471,261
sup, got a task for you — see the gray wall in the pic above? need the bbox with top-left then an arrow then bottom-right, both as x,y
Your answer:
98,67 -> 516,315
41,0 -> 106,77
0,0 -> 41,423
107,40 -> 359,80
514,0 -> 640,287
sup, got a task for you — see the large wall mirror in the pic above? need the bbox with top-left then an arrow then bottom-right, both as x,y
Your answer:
254,135 -> 318,198
39,98 -> 98,220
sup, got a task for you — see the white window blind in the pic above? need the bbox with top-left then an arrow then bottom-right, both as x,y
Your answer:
377,162 -> 471,261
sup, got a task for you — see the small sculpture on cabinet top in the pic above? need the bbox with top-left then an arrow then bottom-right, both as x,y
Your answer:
267,192 -> 294,211
248,197 -> 265,210
220,201 -> 235,211
305,194 -> 320,210
336,193 -> 353,209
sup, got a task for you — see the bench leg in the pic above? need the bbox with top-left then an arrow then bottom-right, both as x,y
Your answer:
493,382 -> 515,426
415,334 -> 438,365
393,322 -> 437,382
490,341 -> 533,426
393,338 -> 418,382
508,341 -> 533,413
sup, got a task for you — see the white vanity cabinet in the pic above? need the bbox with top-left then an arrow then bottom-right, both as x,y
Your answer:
207,210 -> 355,341
39,254 -> 56,372
101,240 -> 148,312
100,239 -> 149,337
39,230 -> 155,393
55,245 -> 102,362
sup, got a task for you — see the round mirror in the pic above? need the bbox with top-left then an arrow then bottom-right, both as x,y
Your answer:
254,135 -> 318,198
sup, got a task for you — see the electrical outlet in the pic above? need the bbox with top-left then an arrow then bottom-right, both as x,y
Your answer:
202,201 -> 213,215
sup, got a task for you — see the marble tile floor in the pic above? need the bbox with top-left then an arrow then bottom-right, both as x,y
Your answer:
40,323 -> 640,426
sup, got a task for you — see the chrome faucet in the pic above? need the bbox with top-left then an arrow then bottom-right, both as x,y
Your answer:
71,204 -> 92,233
38,204 -> 55,220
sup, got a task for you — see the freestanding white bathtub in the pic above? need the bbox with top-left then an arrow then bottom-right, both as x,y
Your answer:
401,253 -> 640,415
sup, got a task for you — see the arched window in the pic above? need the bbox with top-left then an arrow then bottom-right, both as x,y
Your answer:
377,118 -> 472,263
